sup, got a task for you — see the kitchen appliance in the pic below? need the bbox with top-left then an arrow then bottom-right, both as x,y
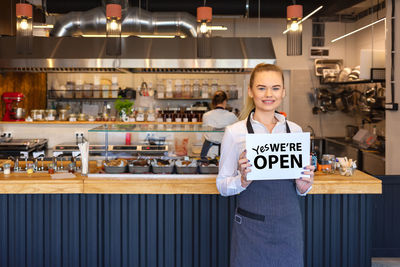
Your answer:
1,92 -> 25,121
0,138 -> 48,158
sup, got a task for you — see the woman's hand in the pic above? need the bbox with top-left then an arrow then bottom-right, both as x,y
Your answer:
238,150 -> 252,188
296,165 -> 315,194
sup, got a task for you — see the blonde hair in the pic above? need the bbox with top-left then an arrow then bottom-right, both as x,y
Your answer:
239,63 -> 284,120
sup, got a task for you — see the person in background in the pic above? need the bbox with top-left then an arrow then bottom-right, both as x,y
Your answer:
216,63 -> 315,266
200,90 -> 238,159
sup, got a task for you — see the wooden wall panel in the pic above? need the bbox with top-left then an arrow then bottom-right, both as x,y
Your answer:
0,0 -> 16,36
0,72 -> 47,119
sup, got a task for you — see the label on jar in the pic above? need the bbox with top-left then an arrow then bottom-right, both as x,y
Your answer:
192,118 -> 198,122
175,118 -> 182,123
136,114 -> 144,121
69,117 -> 77,122
183,118 -> 189,123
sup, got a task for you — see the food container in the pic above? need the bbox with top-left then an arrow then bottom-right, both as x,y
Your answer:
83,83 -> 93,98
128,159 -> 150,174
45,109 -> 57,121
3,163 -> 11,175
58,109 -> 68,121
104,159 -> 128,174
78,113 -> 87,121
69,114 -> 77,122
151,159 -> 174,174
65,82 -> 75,98
199,164 -> 218,174
176,159 -> 197,174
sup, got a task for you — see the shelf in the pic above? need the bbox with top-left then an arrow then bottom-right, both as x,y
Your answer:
321,79 -> 385,85
88,124 -> 224,133
0,121 -> 202,125
154,97 -> 238,100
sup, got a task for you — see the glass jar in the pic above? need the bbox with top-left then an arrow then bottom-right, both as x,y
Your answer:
165,79 -> 173,98
321,154 -> 336,173
69,114 -> 77,122
75,80 -> 83,98
45,109 -> 57,121
68,162 -> 76,173
174,79 -> 183,98
156,80 -> 165,99
201,79 -> 209,98
111,76 -> 119,98
31,109 -> 39,121
83,83 -> 93,98
192,80 -> 201,98
78,113 -> 86,121
183,79 -> 191,98
211,79 -> 218,95
65,81 -> 75,98
3,163 -> 11,175
36,110 -> 45,121
58,109 -> 68,121
47,163 -> 55,174
26,163 -> 34,174
136,107 -> 145,122
93,84 -> 101,98
88,115 -> 95,122
102,84 -> 110,98
147,109 -> 156,122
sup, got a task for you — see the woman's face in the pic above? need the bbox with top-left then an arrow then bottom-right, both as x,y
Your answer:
248,71 -> 285,113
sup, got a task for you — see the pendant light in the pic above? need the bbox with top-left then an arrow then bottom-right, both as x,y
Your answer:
16,3 -> 33,54
106,3 -> 122,56
197,6 -> 212,58
286,4 -> 303,56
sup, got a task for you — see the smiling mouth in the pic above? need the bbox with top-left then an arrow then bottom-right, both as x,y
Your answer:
262,100 -> 275,104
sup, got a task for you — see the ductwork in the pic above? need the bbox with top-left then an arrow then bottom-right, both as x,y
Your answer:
51,6 -> 198,38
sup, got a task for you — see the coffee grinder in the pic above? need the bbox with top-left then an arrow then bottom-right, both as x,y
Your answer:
1,92 -> 25,121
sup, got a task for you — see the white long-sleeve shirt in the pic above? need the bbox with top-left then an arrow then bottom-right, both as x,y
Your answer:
202,108 -> 238,144
216,112 -> 312,197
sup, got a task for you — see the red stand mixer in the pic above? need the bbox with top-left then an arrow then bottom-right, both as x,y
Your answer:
2,92 -> 25,121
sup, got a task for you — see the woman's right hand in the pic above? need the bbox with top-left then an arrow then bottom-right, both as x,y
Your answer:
238,150 -> 252,188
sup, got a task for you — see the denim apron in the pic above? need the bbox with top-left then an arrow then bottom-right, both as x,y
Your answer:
230,111 -> 304,267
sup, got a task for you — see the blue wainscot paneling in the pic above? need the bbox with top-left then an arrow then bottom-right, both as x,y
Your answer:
0,194 -> 372,267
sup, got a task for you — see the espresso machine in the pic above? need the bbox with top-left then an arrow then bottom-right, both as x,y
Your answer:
1,92 -> 25,121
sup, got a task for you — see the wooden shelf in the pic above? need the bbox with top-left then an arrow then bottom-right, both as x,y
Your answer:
0,170 -> 382,195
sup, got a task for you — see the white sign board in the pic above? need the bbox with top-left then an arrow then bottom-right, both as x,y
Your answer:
246,132 -> 310,180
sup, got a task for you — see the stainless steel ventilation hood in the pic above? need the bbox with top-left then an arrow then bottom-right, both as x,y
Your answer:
0,36 -> 276,73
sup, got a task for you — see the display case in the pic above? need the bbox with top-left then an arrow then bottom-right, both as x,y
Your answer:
87,123 -> 224,176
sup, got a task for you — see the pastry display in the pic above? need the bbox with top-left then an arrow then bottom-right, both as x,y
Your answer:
176,159 -> 197,174
129,159 -> 151,174
151,159 -> 174,174
104,159 -> 128,173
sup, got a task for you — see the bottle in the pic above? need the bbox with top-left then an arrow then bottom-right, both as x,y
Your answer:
372,125 -> 377,135
310,138 -> 318,170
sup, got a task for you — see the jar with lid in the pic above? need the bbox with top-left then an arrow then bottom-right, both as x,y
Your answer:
93,76 -> 101,98
58,109 -> 68,121
26,163 -> 34,174
182,79 -> 191,98
69,114 -> 77,122
3,163 -> 11,175
191,111 -> 198,122
165,79 -> 173,98
31,109 -> 39,121
136,107 -> 145,122
156,111 -> 164,122
211,79 -> 218,95
192,80 -> 201,98
174,79 -> 183,98
156,80 -> 165,99
45,109 -> 57,121
147,108 -> 156,122
102,84 -> 110,98
78,113 -> 87,121
65,81 -> 75,98
35,110 -> 45,121
47,163 -> 55,174
111,76 -> 119,98
75,80 -> 83,98
201,79 -> 209,98
83,83 -> 93,98
175,112 -> 182,122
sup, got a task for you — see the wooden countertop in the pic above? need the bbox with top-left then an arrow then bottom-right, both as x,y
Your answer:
0,170 -> 381,195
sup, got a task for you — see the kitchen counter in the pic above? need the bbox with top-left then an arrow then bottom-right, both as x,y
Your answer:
0,170 -> 381,194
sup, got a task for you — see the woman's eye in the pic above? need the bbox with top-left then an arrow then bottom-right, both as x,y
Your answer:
272,87 -> 280,91
257,87 -> 266,90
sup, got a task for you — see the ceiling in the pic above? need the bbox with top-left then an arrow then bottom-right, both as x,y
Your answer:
33,0 -> 377,19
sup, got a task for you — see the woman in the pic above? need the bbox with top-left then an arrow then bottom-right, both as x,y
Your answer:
200,90 -> 238,158
217,63 -> 315,266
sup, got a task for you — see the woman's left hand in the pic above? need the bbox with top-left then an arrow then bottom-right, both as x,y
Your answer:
296,165 -> 315,194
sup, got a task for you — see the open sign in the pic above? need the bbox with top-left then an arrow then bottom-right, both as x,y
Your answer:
246,132 -> 310,181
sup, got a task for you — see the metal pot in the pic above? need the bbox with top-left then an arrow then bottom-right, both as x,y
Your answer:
14,107 -> 25,119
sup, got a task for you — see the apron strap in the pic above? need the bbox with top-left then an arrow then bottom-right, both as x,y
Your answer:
246,109 -> 291,134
